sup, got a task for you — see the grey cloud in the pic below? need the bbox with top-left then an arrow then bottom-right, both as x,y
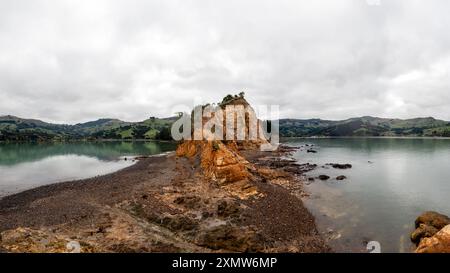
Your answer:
0,0 -> 450,123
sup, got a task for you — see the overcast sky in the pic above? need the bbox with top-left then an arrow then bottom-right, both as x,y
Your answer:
1,0 -> 450,124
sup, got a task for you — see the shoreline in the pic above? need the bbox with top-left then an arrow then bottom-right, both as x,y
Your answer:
0,139 -> 178,144
0,146 -> 330,253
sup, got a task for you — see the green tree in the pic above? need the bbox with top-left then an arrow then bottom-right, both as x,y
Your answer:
157,127 -> 172,140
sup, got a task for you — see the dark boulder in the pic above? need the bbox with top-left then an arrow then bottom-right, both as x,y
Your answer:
336,175 -> 347,181
318,175 -> 330,181
328,163 -> 352,169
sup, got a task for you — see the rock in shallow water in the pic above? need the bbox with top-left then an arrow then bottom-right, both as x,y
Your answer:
327,163 -> 352,169
416,225 -> 450,253
415,211 -> 450,230
336,175 -> 347,181
412,211 -> 450,252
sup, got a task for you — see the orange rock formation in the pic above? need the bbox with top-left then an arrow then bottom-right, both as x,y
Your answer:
176,95 -> 270,197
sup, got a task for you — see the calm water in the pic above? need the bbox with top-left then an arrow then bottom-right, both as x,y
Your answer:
284,138 -> 450,253
0,141 -> 176,197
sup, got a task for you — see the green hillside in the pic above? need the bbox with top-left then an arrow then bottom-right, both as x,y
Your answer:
0,115 -> 175,142
279,116 -> 450,137
2,113 -> 450,142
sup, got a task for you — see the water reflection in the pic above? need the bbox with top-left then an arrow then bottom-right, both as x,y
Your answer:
0,141 -> 176,197
0,141 -> 176,165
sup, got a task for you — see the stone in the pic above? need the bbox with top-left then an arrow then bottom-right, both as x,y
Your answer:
336,175 -> 347,181
327,163 -> 352,169
318,175 -> 330,181
415,211 -> 450,230
411,223 -> 439,244
416,225 -> 450,253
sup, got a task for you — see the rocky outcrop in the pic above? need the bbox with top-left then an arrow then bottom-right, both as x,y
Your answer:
416,225 -> 450,253
175,96 -> 271,198
176,140 -> 252,186
412,211 -> 450,253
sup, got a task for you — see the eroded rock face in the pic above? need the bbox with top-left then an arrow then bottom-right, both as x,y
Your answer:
176,140 -> 252,185
416,225 -> 450,253
175,96 -> 271,198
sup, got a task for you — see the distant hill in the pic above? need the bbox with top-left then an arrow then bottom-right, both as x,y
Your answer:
279,116 -> 450,137
2,114 -> 450,142
0,115 -> 174,142
0,115 -> 77,141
